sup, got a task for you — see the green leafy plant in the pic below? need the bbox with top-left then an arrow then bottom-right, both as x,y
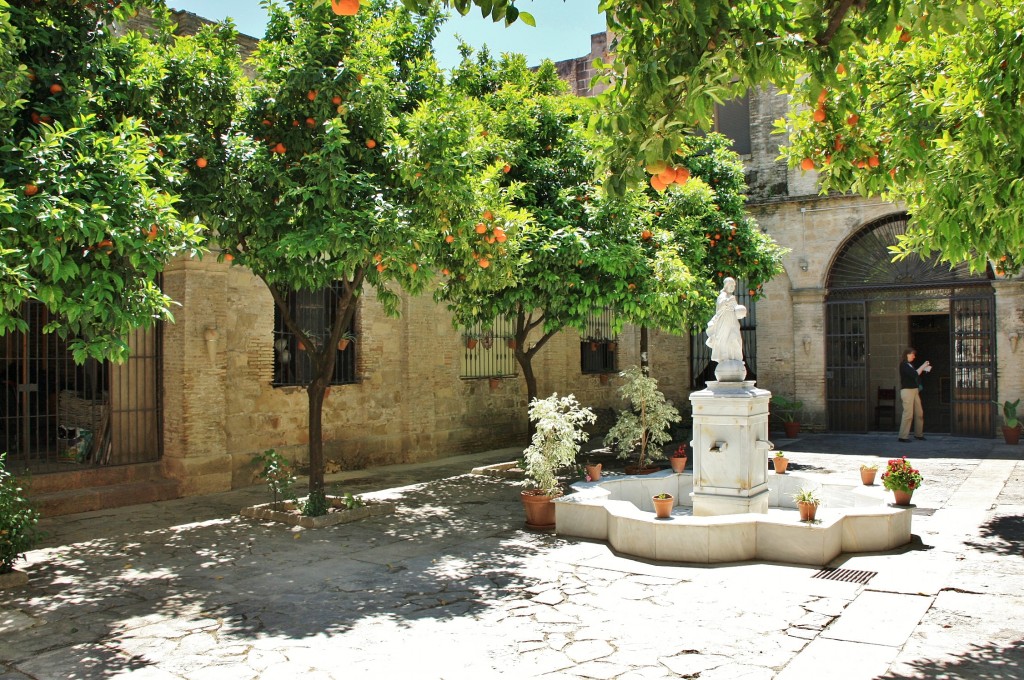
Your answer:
792,488 -> 820,505
301,490 -> 329,518
0,453 -> 40,574
881,457 -> 924,494
605,367 -> 682,469
994,399 -> 1020,429
523,393 -> 596,497
774,450 -> 787,458
253,448 -> 296,509
772,396 -> 803,423
653,492 -> 673,500
860,463 -> 879,471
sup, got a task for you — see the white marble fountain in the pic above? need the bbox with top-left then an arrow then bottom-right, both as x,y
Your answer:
553,379 -> 913,566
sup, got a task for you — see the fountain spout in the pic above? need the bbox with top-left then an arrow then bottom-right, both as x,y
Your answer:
708,441 -> 729,454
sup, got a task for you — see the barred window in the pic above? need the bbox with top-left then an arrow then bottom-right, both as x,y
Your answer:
460,316 -> 518,379
273,284 -> 356,387
581,308 -> 617,374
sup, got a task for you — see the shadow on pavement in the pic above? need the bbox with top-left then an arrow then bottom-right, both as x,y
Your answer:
883,639 -> 1024,680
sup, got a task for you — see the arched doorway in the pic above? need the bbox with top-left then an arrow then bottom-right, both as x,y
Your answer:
825,213 -> 995,436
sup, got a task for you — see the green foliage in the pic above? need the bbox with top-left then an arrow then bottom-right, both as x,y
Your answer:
0,1 -> 233,360
253,448 -> 296,508
995,399 -> 1021,429
881,456 -> 924,493
301,490 -> 330,518
605,366 -> 681,469
792,488 -> 820,505
782,0 -> 1024,274
523,393 -> 596,496
772,395 -> 803,423
0,453 -> 39,574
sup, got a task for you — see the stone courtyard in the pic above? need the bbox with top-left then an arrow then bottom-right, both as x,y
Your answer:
2,434 -> 1022,679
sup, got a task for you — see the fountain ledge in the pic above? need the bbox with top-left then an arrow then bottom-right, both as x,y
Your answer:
554,470 -> 912,566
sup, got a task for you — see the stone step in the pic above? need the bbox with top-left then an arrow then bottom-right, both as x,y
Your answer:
25,461 -> 166,494
33,478 -> 180,518
21,462 -> 181,518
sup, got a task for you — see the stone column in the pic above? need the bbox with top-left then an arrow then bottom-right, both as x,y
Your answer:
161,255 -> 232,496
993,279 -> 1024,412
791,287 -> 827,428
690,382 -> 772,516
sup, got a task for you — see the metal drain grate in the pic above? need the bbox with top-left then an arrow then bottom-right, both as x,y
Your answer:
811,568 -> 877,585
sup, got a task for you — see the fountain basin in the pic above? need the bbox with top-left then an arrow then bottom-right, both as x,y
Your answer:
554,470 -> 912,566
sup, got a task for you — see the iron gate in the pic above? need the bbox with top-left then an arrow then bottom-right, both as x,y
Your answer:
1,302 -> 162,473
825,301 -> 867,431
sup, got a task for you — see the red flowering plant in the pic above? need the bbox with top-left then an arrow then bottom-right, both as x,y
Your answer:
672,444 -> 688,458
880,457 -> 923,493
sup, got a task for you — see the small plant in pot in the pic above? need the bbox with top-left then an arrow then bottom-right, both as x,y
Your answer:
669,443 -> 688,473
605,366 -> 681,474
773,450 -> 789,474
772,395 -> 803,437
583,459 -> 603,482
881,456 -> 923,506
0,453 -> 40,585
993,398 -> 1021,444
860,462 -> 879,486
792,488 -> 820,522
521,393 -> 596,530
652,492 -> 674,519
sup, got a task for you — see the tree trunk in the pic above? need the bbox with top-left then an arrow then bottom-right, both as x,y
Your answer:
518,349 -> 538,438
307,380 -> 327,495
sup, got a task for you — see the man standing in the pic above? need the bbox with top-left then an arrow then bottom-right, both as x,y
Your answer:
898,347 -> 931,442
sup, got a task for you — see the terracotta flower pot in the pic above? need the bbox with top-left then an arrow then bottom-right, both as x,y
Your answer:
337,339 -> 350,351
797,501 -> 818,522
585,463 -> 602,481
860,467 -> 878,485
599,373 -> 609,385
782,421 -> 801,438
466,338 -> 478,350
892,489 -> 914,506
521,490 -> 557,530
773,457 -> 789,474
652,494 -> 674,519
670,456 -> 687,473
1002,425 -> 1021,445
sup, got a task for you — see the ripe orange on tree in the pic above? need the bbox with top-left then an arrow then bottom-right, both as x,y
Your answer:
474,222 -> 487,234
641,229 -> 653,240
444,234 -> 455,243
673,167 -> 690,184
847,114 -> 859,126
273,143 -> 286,154
650,175 -> 667,192
196,157 -> 208,168
868,155 -> 880,168
478,258 -> 490,268
24,183 -> 39,196
813,107 -> 826,122
502,164 -> 511,173
482,210 -> 494,221
307,89 -> 318,101
49,83 -> 63,95
331,0 -> 360,14
657,167 -> 677,184
800,157 -> 815,171
365,138 -> 376,148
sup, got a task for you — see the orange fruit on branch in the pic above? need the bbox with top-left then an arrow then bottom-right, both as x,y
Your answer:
812,107 -> 826,123
331,0 -> 360,14
24,183 -> 39,196
332,95 -> 342,105
657,167 -> 677,184
196,157 -> 208,168
444,234 -> 455,243
307,90 -> 318,101
800,158 -> 815,171
673,167 -> 690,184
475,223 -> 487,234
650,175 -> 667,192
365,138 -> 376,148
49,83 -> 63,95
478,258 -> 490,268
847,114 -> 859,126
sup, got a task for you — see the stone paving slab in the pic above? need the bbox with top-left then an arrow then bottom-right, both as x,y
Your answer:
821,591 -> 934,646
775,638 -> 897,680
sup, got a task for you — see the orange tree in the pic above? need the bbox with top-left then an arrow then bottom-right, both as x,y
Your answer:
432,50 -> 784,415
0,1 -> 237,361
780,0 -> 1024,272
207,1 -> 523,507
409,1 -> 1018,272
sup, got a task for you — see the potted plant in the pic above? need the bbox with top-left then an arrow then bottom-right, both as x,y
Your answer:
669,443 -> 688,473
652,492 -> 674,519
583,460 -> 602,481
792,488 -> 820,522
336,331 -> 355,352
521,393 -> 596,530
0,453 -> 39,588
773,450 -> 789,474
993,398 -> 1021,444
605,366 -> 682,475
881,456 -> 923,506
860,463 -> 879,486
772,395 -> 803,437
465,335 -> 478,350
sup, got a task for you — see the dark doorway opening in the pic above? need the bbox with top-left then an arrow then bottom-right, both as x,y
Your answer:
910,314 -> 951,433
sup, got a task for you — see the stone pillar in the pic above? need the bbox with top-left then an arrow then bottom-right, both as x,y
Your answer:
993,279 -> 1024,413
791,287 -> 826,428
161,255 -> 232,496
690,382 -> 772,516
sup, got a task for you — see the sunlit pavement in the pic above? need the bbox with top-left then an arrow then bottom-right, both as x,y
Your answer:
2,435 -> 1022,679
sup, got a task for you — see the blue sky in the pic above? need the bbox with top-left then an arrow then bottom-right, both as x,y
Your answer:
167,0 -> 606,69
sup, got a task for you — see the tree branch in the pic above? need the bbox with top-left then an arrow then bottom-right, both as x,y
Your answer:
816,0 -> 858,47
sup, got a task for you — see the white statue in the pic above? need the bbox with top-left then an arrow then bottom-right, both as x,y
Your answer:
706,277 -> 747,381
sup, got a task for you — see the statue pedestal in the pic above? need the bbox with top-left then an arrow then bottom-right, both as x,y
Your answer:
690,382 -> 773,516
